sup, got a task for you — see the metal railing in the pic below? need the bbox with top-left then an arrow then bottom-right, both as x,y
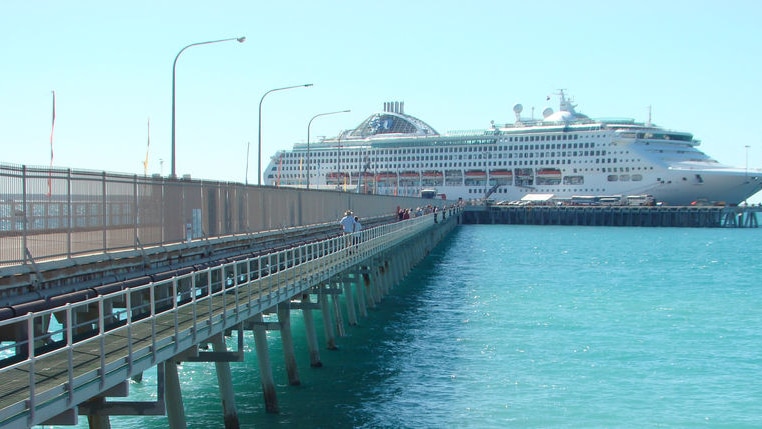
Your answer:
0,212 -> 443,428
0,163 -> 441,266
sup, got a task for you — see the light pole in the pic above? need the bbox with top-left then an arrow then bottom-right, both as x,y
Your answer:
337,130 -> 343,190
256,84 -> 313,186
170,36 -> 246,178
307,110 -> 350,189
745,145 -> 751,205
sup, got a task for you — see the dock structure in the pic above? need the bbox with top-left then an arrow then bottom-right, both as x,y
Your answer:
462,205 -> 760,228
0,164 -> 464,428
0,206 -> 460,428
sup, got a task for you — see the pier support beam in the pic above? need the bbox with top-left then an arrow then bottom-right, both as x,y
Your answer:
332,287 -> 346,337
252,313 -> 279,413
165,361 -> 187,429
277,302 -> 301,386
210,333 -> 239,429
355,272 -> 368,318
319,291 -> 338,350
343,278 -> 358,326
301,294 -> 322,367
85,397 -> 111,429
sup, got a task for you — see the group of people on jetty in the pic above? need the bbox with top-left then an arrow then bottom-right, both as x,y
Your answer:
339,210 -> 363,234
338,204 -> 448,238
396,204 -> 441,221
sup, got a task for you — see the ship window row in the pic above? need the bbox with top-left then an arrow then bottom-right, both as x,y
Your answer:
277,146 -> 605,165
280,142 -> 600,159
275,157 -> 636,172
274,160 -> 654,174
505,134 -> 580,142
272,165 -> 649,178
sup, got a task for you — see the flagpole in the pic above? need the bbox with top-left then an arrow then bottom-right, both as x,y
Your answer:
143,118 -> 151,176
48,90 -> 56,197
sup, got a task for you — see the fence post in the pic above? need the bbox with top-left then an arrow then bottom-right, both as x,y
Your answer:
102,171 -> 107,252
22,165 -> 28,264
67,169 -> 72,259
133,174 -> 139,249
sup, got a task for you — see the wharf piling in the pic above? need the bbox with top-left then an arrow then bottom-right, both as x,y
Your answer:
462,205 -> 760,228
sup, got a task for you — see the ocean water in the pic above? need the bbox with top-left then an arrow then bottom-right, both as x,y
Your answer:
62,225 -> 762,428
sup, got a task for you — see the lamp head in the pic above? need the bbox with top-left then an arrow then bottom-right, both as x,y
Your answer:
236,37 -> 246,43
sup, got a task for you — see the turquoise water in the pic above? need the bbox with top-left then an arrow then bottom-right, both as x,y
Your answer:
63,225 -> 762,428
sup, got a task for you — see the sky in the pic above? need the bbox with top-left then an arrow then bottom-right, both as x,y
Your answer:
2,1 -> 762,200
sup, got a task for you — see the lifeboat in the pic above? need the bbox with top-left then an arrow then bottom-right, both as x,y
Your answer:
376,172 -> 396,180
537,168 -> 562,177
489,169 -> 513,177
465,170 -> 487,178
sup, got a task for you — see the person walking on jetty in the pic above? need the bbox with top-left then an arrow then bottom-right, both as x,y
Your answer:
339,210 -> 357,247
340,210 -> 356,233
353,215 -> 363,245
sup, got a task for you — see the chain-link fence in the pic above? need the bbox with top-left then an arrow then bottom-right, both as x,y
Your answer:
0,164 -> 433,266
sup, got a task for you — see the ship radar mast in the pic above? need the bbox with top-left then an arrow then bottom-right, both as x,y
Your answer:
558,89 -> 577,114
646,105 -> 652,127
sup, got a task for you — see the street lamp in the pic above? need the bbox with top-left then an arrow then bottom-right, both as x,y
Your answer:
307,110 -> 350,189
256,83 -> 313,185
337,130 -> 344,191
170,36 -> 246,178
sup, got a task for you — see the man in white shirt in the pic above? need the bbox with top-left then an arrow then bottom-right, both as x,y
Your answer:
339,210 -> 356,249
339,210 -> 356,233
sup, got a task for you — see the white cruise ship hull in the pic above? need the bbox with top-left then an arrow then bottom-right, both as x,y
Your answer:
264,94 -> 762,206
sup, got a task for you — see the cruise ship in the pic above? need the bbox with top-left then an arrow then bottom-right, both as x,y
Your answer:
263,91 -> 762,205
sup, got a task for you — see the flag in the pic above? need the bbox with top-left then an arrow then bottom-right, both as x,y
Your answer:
47,91 -> 56,197
143,118 -> 150,175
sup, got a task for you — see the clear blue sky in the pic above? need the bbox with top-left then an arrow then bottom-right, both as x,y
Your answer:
2,1 -> 761,199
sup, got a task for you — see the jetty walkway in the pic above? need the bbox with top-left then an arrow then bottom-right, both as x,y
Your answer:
0,164 -> 461,428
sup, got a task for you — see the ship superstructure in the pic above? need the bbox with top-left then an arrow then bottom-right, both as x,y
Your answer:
263,92 -> 762,205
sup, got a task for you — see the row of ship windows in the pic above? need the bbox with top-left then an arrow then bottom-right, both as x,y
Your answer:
273,167 -> 653,179
469,187 -> 610,194
279,158 -> 631,170
502,134 -> 594,142
282,149 -> 609,164
284,141 -> 602,159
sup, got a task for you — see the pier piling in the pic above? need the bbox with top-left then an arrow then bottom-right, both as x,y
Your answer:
165,361 -> 187,429
211,333 -> 239,429
252,313 -> 278,414
277,302 -> 301,386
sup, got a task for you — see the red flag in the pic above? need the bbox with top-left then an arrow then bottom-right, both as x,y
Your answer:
48,91 -> 56,197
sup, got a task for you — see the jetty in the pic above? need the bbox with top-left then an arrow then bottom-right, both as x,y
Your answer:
462,204 -> 760,228
0,164 -> 461,428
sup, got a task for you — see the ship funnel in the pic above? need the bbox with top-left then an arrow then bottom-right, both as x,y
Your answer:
383,101 -> 405,114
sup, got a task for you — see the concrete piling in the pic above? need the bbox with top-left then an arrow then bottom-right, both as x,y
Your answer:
211,334 -> 239,429
165,361 -> 187,429
252,313 -> 278,414
277,302 -> 301,386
